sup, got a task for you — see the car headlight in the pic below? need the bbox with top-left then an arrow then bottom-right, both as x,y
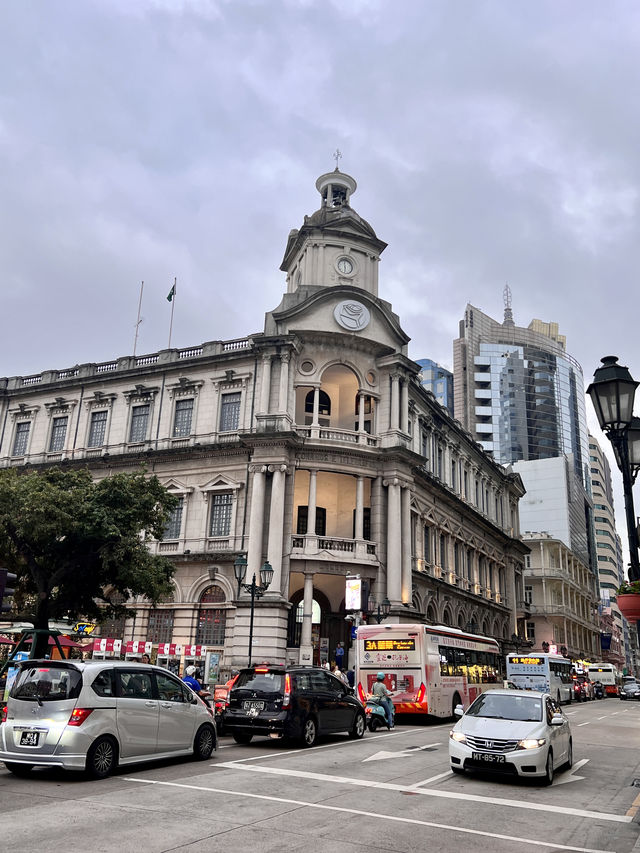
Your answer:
517,738 -> 546,750
449,730 -> 467,743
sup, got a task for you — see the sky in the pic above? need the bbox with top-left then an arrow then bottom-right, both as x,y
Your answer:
1,0 -> 639,556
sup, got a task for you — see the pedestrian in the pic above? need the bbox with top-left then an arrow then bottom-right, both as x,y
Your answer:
335,642 -> 345,669
322,660 -> 330,670
141,653 -> 151,664
182,665 -> 210,699
346,666 -> 355,688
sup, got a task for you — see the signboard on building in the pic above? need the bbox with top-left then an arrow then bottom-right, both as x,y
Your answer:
345,576 -> 362,610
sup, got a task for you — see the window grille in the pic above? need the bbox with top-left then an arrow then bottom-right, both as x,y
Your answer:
209,492 -> 233,537
173,399 -> 193,437
129,404 -> 150,442
12,421 -> 30,455
88,410 -> 108,447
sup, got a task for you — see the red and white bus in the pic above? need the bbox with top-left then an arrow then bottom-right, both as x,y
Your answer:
355,623 -> 502,719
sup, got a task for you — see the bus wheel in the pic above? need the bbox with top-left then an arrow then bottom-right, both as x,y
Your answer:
452,693 -> 462,718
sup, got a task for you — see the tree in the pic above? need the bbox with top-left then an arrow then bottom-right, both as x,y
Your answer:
0,466 -> 177,657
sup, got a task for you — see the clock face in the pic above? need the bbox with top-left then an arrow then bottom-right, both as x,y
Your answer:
337,257 -> 354,275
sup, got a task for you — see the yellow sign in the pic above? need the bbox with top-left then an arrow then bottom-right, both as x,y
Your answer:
364,639 -> 416,652
72,622 -> 97,636
509,656 -> 543,666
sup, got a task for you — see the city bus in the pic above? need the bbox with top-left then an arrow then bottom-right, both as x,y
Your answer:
505,653 -> 573,704
355,623 -> 502,719
587,662 -> 620,697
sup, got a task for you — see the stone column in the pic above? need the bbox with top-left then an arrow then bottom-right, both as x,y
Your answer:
267,464 -> 288,595
401,485 -> 412,604
357,392 -> 365,432
400,379 -> 409,434
385,478 -> 402,604
246,465 -> 267,577
306,469 -> 318,538
278,352 -> 290,412
390,374 -> 400,430
259,354 -> 272,414
312,386 -> 320,427
299,571 -> 314,665
355,476 -> 364,540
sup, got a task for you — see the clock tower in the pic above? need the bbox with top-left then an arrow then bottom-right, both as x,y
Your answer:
279,167 -> 387,298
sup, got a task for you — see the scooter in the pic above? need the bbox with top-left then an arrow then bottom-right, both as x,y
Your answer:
594,681 -> 605,700
365,695 -> 395,731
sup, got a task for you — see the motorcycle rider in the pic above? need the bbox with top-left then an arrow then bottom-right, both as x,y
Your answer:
372,671 -> 394,729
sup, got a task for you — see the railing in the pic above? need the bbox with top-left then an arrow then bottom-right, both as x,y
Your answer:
178,347 -> 203,359
22,375 -> 42,386
291,535 -> 377,560
135,355 -> 159,367
96,362 -> 118,373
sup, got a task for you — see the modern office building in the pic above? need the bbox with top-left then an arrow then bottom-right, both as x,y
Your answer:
415,358 -> 454,416
0,168 -> 529,676
453,301 -> 599,653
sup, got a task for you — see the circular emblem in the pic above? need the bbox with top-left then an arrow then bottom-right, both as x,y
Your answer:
334,301 -> 370,331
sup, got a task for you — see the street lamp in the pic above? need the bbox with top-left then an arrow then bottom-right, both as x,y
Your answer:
587,356 -> 640,581
368,596 -> 391,624
233,554 -> 274,666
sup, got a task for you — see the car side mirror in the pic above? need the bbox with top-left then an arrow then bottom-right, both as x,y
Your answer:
454,704 -> 464,717
551,713 -> 564,726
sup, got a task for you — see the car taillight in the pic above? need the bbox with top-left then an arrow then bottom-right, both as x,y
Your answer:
68,708 -> 94,727
255,667 -> 269,673
1,705 -> 7,724
283,673 -> 291,708
416,683 -> 426,703
357,683 -> 366,703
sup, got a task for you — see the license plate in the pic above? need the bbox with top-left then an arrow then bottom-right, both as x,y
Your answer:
471,752 -> 505,763
243,700 -> 265,711
20,731 -> 40,747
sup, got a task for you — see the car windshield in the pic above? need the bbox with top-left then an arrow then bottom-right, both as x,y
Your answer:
465,692 -> 543,722
233,670 -> 284,693
10,664 -> 82,702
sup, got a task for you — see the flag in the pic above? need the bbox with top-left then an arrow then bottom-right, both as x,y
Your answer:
167,282 -> 176,302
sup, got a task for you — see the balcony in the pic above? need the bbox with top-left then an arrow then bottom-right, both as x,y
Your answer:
291,534 -> 377,564
295,424 -> 379,447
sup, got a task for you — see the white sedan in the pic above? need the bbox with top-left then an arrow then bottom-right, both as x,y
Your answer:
449,688 -> 572,785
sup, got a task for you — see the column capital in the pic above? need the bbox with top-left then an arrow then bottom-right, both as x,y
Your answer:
268,463 -> 290,474
280,351 -> 291,364
248,464 -> 268,475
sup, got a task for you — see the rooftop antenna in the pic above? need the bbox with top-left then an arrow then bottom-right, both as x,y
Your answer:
503,283 -> 514,326
333,148 -> 342,171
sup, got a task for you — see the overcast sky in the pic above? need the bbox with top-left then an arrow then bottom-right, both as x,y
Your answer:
2,1 -> 639,553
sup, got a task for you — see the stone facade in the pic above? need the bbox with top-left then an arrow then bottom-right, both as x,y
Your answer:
0,169 -> 528,676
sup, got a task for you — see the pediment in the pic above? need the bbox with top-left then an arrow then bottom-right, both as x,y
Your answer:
200,474 -> 243,492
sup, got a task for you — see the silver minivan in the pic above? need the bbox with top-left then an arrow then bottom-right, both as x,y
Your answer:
0,659 -> 217,778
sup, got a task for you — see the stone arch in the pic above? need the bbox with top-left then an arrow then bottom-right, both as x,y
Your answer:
426,602 -> 437,623
187,570 -> 234,604
442,607 -> 453,627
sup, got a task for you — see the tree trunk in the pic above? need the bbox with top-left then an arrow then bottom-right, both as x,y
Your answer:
32,594 -> 51,658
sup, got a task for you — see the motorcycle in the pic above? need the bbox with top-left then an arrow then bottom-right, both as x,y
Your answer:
365,695 -> 395,731
594,681 -> 605,700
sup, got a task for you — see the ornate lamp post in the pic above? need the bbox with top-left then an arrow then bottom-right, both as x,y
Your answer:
587,356 -> 640,581
368,596 -> 391,624
233,555 -> 274,666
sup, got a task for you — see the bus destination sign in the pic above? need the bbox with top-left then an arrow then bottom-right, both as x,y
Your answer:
364,639 -> 416,652
510,656 -> 543,666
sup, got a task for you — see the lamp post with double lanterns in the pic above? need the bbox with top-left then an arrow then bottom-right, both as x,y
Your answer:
368,596 -> 391,624
587,356 -> 640,581
233,554 -> 274,667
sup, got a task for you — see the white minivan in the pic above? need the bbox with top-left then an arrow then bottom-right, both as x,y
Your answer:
0,659 -> 216,778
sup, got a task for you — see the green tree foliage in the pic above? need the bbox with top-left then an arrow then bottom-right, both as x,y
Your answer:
0,466 -> 177,655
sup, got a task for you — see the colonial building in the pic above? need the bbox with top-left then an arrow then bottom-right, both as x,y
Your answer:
0,168 -> 528,676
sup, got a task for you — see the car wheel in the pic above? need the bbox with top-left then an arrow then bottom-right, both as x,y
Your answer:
564,739 -> 573,770
86,735 -> 118,779
542,750 -> 554,786
5,762 -> 33,777
193,724 -> 216,760
301,716 -> 318,747
369,716 -> 383,732
232,732 -> 253,745
349,712 -> 366,739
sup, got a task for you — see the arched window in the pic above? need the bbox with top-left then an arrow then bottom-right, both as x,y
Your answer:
196,584 -> 227,646
304,389 -> 331,416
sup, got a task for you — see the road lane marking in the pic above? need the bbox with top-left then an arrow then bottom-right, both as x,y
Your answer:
577,721 -> 591,726
554,759 -> 589,786
597,716 -> 609,720
213,761 -> 632,823
123,777 -> 615,853
409,769 -> 453,787
219,727 -> 425,763
363,743 -> 441,762
626,790 -> 640,818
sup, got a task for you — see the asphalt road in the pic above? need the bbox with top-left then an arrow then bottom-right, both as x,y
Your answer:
3,697 -> 640,853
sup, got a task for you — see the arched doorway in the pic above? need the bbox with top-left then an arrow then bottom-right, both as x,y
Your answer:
287,588 -> 349,666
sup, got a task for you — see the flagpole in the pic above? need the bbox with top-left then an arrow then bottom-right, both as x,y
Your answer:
133,281 -> 144,356
168,277 -> 176,349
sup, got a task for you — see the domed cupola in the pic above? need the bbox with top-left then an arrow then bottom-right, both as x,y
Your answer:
280,164 -> 387,298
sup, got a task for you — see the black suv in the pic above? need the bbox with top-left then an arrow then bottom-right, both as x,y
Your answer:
224,664 -> 366,747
